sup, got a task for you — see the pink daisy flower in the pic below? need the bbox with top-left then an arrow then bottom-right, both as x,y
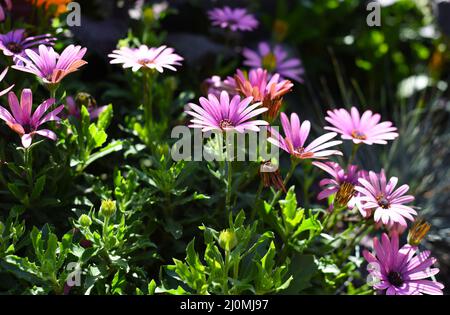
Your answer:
108,45 -> 183,73
13,44 -> 88,86
324,107 -> 399,145
208,7 -> 258,32
268,112 -> 342,160
65,96 -> 107,120
355,170 -> 417,229
242,42 -> 304,83
0,29 -> 56,64
313,161 -> 367,207
0,89 -> 64,148
364,233 -> 444,295
201,75 -> 238,98
185,91 -> 268,133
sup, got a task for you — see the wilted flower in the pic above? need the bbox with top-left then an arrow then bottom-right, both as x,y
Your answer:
0,0 -> 12,22
208,7 -> 258,32
407,218 -> 431,246
243,42 -> 304,83
313,161 -> 366,208
364,233 -> 444,295
355,170 -> 416,230
201,75 -> 237,98
233,68 -> 293,121
0,29 -> 56,64
0,89 -> 63,148
324,107 -> 399,145
268,112 -> 342,160
109,45 -> 183,73
185,91 -> 268,133
13,45 -> 87,88
259,160 -> 285,192
65,94 -> 107,120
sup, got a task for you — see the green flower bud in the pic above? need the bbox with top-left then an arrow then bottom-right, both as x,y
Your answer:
78,214 -> 92,227
143,7 -> 155,25
219,229 -> 238,251
100,199 -> 116,218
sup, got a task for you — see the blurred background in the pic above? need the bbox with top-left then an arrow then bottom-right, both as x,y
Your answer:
10,0 -> 450,292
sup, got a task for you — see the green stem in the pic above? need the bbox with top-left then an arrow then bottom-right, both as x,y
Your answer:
143,71 -> 154,133
102,216 -> 110,250
348,143 -> 360,166
226,159 -> 232,216
269,159 -> 299,208
250,181 -> 264,221
223,250 -> 230,294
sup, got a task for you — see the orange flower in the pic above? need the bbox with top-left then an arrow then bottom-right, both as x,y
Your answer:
29,0 -> 71,15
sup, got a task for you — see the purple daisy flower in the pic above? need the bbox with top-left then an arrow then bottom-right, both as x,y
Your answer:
208,6 -> 258,32
355,170 -> 417,229
312,161 -> 367,208
364,233 -> 444,295
201,75 -> 238,99
268,112 -> 342,160
0,89 -> 64,147
108,45 -> 183,73
0,29 -> 56,64
242,42 -> 304,83
65,96 -> 107,120
13,44 -> 88,87
185,91 -> 268,133
324,107 -> 399,145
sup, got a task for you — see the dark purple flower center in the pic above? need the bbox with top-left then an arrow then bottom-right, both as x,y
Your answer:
220,119 -> 234,130
377,195 -> 390,209
7,42 -> 23,54
22,123 -> 32,134
351,130 -> 367,140
387,271 -> 404,287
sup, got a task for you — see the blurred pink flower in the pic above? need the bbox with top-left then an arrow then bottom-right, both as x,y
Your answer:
185,91 -> 268,133
243,42 -> 304,83
325,107 -> 398,145
13,44 -> 87,86
0,0 -> 12,22
268,112 -> 342,160
201,75 -> 238,98
208,6 -> 258,32
364,233 -> 444,295
65,96 -> 107,120
109,45 -> 183,73
0,89 -> 63,147
355,170 -> 416,229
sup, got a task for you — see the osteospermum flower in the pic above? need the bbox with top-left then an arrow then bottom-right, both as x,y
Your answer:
312,161 -> 366,207
0,29 -> 56,63
0,0 -> 11,22
13,44 -> 87,87
65,95 -> 107,120
108,45 -> 183,73
201,75 -> 238,98
243,42 -> 304,83
233,68 -> 293,120
324,107 -> 398,145
364,233 -> 444,295
268,112 -> 342,160
355,170 -> 417,229
0,89 -> 63,147
185,91 -> 268,133
208,7 -> 258,32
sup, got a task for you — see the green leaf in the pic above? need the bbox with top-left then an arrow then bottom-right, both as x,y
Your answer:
31,175 -> 46,200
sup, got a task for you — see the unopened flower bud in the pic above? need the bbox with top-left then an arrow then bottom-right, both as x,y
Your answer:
100,199 -> 116,218
79,214 -> 92,227
407,218 -> 431,246
143,7 -> 155,25
219,229 -> 238,251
